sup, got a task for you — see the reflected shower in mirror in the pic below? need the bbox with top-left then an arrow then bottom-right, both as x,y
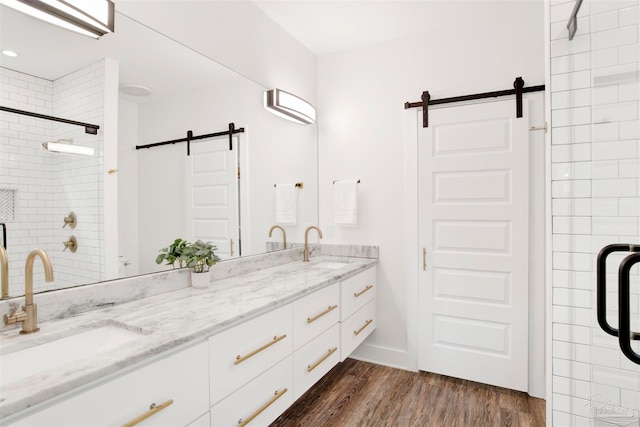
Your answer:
0,7 -> 318,298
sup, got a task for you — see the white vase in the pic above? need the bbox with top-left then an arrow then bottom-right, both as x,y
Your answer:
190,270 -> 210,289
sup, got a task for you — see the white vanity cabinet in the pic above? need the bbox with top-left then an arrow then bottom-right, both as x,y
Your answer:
340,266 -> 376,361
7,341 -> 209,427
208,304 -> 292,407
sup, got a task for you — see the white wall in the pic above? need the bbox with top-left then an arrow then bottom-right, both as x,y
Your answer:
317,0 -> 546,395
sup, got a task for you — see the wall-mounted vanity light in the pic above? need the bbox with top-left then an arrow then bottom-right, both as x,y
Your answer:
264,88 -> 316,125
42,139 -> 94,156
0,0 -> 114,39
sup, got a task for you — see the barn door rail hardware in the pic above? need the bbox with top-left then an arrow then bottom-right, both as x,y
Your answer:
404,77 -> 545,128
135,122 -> 245,155
0,106 -> 100,134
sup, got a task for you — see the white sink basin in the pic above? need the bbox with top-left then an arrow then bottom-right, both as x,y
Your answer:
0,325 -> 142,384
314,261 -> 351,270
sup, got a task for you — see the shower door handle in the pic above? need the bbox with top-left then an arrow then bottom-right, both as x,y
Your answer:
618,253 -> 640,365
596,244 -> 639,337
596,243 -> 640,366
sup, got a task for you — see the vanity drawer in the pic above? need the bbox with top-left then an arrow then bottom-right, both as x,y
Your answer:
8,342 -> 209,427
210,355 -> 294,427
293,323 -> 340,400
209,304 -> 292,406
292,282 -> 340,350
340,267 -> 376,321
341,299 -> 376,361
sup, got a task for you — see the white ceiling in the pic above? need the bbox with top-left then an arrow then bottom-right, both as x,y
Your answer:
253,0 -> 536,56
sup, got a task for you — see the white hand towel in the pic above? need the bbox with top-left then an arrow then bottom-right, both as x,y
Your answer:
334,180 -> 358,226
275,183 -> 298,225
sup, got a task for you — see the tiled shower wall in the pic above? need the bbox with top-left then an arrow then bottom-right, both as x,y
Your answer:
0,61 -> 104,295
550,0 -> 640,425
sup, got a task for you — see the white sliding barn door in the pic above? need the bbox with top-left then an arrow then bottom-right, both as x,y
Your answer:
418,99 -> 529,391
185,136 -> 239,260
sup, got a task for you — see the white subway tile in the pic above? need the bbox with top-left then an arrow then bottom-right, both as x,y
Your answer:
620,159 -> 640,177
620,5 -> 640,26
553,70 -> 592,92
591,9 -> 620,33
591,1 -> 637,16
553,180 -> 592,198
592,365 -> 640,391
619,120 -> 640,139
552,125 -> 592,144
553,198 -> 593,216
592,47 -> 619,69
554,106 -> 593,126
621,390 -> 640,411
553,234 -> 593,253
554,216 -> 592,234
593,160 -> 620,178
552,143 -> 592,162
593,178 -> 638,197
593,101 -> 638,123
593,198 -> 620,215
619,197 -> 640,215
591,345 -> 622,368
552,34 -> 591,57
553,252 -> 594,272
619,43 -> 639,63
592,140 -> 637,160
592,86 -> 619,105
592,216 -> 639,235
592,26 -> 638,51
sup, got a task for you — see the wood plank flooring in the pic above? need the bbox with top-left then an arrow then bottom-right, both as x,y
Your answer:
271,358 -> 545,427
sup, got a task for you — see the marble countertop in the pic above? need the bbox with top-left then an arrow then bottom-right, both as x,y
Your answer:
0,255 -> 377,420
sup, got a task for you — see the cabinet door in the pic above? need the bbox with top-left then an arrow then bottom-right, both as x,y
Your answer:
292,282 -> 340,350
340,267 -> 376,321
293,323 -> 340,400
209,304 -> 292,406
210,356 -> 293,427
9,342 -> 209,427
341,299 -> 376,361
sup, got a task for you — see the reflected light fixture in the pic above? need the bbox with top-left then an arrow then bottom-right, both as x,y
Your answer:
264,88 -> 316,125
42,139 -> 94,156
0,0 -> 114,39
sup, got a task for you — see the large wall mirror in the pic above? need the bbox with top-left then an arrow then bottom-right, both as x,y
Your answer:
0,7 -> 318,298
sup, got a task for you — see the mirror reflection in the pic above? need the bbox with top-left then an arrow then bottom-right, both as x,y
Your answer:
0,8 -> 318,298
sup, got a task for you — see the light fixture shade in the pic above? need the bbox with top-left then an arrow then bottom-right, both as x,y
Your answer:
264,89 -> 316,125
42,141 -> 94,156
0,0 -> 114,39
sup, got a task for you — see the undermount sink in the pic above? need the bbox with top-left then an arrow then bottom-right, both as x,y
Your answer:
0,325 -> 143,384
314,261 -> 352,270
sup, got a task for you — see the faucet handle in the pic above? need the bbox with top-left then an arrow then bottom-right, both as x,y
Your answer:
62,212 -> 76,229
63,236 -> 78,253
4,307 -> 26,325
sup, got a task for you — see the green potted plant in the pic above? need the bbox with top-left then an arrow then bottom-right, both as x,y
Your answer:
156,238 -> 221,288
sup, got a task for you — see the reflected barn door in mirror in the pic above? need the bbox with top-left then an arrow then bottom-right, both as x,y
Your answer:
186,135 -> 240,260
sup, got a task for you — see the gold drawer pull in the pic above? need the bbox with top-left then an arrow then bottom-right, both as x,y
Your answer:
234,334 -> 287,365
354,319 -> 373,336
354,284 -> 373,298
307,305 -> 338,324
307,347 -> 338,372
122,399 -> 173,427
238,388 -> 288,427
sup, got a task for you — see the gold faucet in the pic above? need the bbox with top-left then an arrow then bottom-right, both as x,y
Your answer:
303,226 -> 323,262
268,225 -> 287,249
4,249 -> 53,334
0,245 -> 8,299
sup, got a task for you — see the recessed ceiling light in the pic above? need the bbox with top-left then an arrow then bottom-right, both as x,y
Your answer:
2,50 -> 18,57
119,83 -> 152,97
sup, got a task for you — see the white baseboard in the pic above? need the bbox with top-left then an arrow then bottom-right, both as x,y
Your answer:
348,342 -> 414,372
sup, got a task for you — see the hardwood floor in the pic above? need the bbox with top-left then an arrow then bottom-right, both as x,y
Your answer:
271,359 -> 545,427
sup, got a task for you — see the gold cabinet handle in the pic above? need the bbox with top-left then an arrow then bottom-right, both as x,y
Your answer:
354,319 -> 373,336
230,239 -> 235,256
307,305 -> 338,324
238,388 -> 288,427
234,334 -> 287,365
122,399 -> 173,427
354,284 -> 373,298
307,347 -> 338,372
